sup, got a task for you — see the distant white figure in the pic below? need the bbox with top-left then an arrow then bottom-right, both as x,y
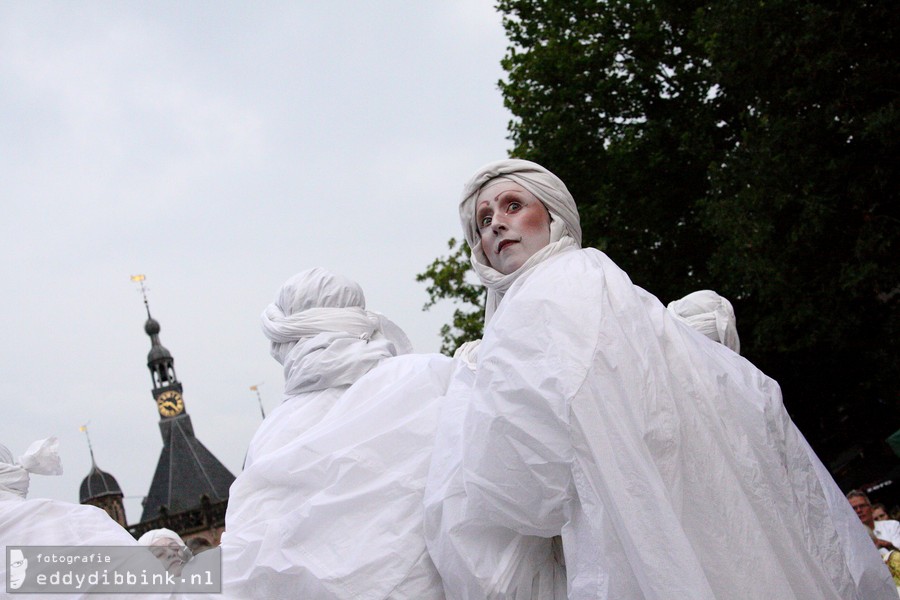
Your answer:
670,289 -> 895,598
1,437 -> 143,598
666,289 -> 740,353
218,268 -> 452,599
138,527 -> 192,577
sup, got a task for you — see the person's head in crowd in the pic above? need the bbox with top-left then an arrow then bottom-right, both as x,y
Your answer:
459,159 -> 582,322
0,437 -> 63,500
667,290 -> 741,354
187,536 -> 213,555
847,489 -> 876,529
138,528 -> 192,576
872,503 -> 890,522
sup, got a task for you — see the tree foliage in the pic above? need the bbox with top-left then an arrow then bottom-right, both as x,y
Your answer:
415,238 -> 485,355
418,0 -> 898,478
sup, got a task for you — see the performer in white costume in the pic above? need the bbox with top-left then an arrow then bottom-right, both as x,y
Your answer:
1,438 -> 148,599
669,290 -> 895,597
243,268 -> 412,468
217,268 -> 454,599
427,159 -> 894,599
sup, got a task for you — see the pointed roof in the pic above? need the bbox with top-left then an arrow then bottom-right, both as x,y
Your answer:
78,426 -> 123,503
79,463 -> 123,503
140,415 -> 235,521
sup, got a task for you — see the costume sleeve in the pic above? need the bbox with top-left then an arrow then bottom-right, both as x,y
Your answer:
424,361 -> 567,600
460,257 -> 600,538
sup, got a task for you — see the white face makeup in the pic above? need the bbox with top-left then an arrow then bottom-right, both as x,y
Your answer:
475,181 -> 551,275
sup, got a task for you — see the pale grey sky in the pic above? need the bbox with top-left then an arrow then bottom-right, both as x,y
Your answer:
0,1 -> 510,522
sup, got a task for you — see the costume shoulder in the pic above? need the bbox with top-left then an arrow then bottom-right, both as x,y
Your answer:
2,498 -> 135,546
484,248 -> 649,404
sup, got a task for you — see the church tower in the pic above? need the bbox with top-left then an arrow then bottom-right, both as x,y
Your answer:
133,277 -> 235,532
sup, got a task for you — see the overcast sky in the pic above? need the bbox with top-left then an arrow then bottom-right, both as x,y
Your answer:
0,1 -> 511,522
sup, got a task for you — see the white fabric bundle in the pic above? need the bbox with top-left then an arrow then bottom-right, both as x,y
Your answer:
0,437 -> 63,500
667,289 -> 741,354
458,159 -> 582,324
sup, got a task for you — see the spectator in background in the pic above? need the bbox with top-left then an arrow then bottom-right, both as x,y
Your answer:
138,527 -> 192,577
849,490 -> 900,555
873,503 -> 891,522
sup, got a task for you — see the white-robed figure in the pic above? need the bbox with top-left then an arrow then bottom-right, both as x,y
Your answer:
217,268 -> 454,599
668,289 -> 897,598
426,159 -> 895,599
1,438 -> 142,597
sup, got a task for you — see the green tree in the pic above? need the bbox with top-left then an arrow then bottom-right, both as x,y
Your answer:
696,0 -> 900,469
416,238 -> 485,354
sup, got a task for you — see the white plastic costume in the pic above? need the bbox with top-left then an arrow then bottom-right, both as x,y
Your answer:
1,438 -> 143,598
218,268 -> 451,599
426,159 -> 895,599
670,289 -> 894,596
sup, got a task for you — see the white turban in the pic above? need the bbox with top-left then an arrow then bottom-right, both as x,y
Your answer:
138,527 -> 186,547
261,268 -> 413,395
0,437 -> 63,499
459,159 -> 582,322
261,268 -> 412,365
667,290 -> 741,354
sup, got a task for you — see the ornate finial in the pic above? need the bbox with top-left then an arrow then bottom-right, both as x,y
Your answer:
79,423 -> 96,467
130,274 -> 151,319
250,383 -> 266,419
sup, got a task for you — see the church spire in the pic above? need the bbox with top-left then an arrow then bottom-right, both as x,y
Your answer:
131,275 -> 235,524
132,274 -> 178,391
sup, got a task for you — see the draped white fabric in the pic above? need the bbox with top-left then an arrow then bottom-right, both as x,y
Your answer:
217,267 -> 448,598
0,437 -> 63,500
218,353 -> 456,600
667,289 -> 741,354
1,440 -> 147,599
424,362 -> 566,600
445,248 -> 894,599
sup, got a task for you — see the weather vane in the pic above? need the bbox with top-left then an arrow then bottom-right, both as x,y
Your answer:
250,383 -> 266,420
79,422 -> 96,465
130,274 -> 152,318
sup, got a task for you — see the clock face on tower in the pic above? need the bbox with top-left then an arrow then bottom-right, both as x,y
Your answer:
156,390 -> 184,417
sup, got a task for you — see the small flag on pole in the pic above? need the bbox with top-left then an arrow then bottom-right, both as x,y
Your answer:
130,274 -> 145,282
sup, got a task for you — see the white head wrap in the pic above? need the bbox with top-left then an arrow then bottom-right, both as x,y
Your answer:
260,268 -> 413,395
0,437 -> 63,499
138,527 -> 186,547
459,159 -> 582,322
667,290 -> 741,354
